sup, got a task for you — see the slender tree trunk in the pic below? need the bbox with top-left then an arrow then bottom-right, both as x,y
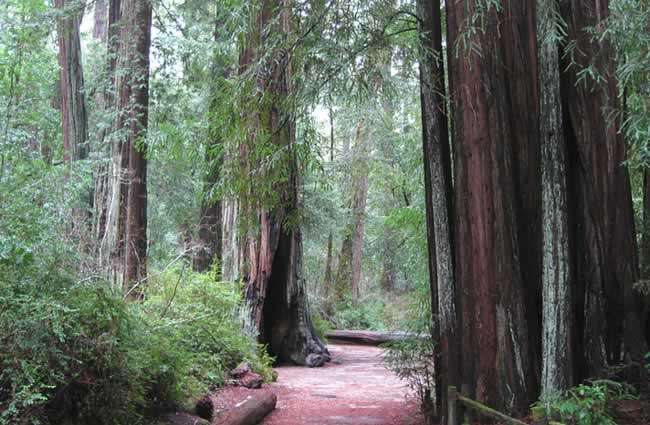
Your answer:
114,0 -> 152,292
418,0 -> 457,420
537,0 -> 573,395
334,120 -> 368,303
446,0 -> 538,415
97,0 -> 122,282
642,170 -> 650,280
55,0 -> 88,166
194,16 -> 227,273
380,220 -> 397,292
222,198 -> 241,282
322,107 -> 335,307
93,0 -> 107,41
241,0 -> 328,366
559,0 -> 647,376
55,0 -> 91,249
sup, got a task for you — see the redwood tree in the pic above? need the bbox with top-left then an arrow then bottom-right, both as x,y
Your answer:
334,119 -> 369,303
55,0 -> 88,166
446,0 -> 540,414
537,0 -> 573,395
559,0 -> 647,375
417,0 -> 457,420
112,0 -> 152,291
240,0 -> 328,367
193,16 -> 228,274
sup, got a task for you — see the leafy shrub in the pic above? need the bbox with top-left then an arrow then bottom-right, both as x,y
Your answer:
310,310 -> 332,343
384,336 -> 436,421
331,294 -> 389,330
535,380 -> 637,425
0,279 -> 145,424
138,267 -> 275,394
0,266 -> 274,425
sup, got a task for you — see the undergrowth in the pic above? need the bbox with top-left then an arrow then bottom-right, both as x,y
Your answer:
534,379 -> 637,425
0,266 -> 273,425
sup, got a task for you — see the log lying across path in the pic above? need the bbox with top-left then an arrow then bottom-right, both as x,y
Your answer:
325,329 -> 428,345
216,392 -> 277,425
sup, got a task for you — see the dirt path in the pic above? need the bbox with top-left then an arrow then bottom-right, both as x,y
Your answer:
262,343 -> 423,425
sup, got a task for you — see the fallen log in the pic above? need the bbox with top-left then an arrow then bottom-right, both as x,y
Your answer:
215,392 -> 277,425
325,330 -> 428,345
156,412 -> 211,425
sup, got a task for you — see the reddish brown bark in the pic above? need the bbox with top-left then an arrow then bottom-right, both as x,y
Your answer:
559,0 -> 647,375
241,0 -> 327,366
446,0 -> 539,415
113,0 -> 152,291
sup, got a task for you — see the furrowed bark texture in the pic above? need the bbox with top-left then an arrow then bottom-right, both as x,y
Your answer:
446,0 -> 539,415
55,0 -> 88,165
91,0 -> 118,256
559,0 -> 647,375
97,0 -> 124,284
242,0 -> 328,366
222,198 -> 242,282
537,0 -> 573,395
417,0 -> 457,420
113,0 -> 152,291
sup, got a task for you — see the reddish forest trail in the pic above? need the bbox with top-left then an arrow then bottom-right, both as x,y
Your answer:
262,343 -> 423,425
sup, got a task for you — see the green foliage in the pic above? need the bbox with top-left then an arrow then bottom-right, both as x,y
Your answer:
535,380 -> 637,425
0,265 -> 273,425
331,294 -> 390,331
384,336 -> 436,418
0,279 -> 144,424
310,310 -> 332,343
139,267 -> 274,391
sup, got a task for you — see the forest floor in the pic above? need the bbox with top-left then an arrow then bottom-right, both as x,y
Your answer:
261,343 -> 422,425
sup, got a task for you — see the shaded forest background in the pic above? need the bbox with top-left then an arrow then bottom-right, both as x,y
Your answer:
1,0 -> 650,424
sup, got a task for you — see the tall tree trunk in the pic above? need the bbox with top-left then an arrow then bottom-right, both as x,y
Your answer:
446,0 -> 539,415
559,0 -> 647,376
380,217 -> 397,292
222,198 -> 242,282
643,170 -> 650,281
193,16 -> 227,274
55,0 -> 88,166
93,0 -> 107,41
417,0 -> 457,420
89,0 -> 111,252
642,171 -> 650,344
113,0 -> 152,292
334,120 -> 368,303
55,0 -> 91,249
537,0 -> 573,395
322,107 -> 335,308
241,0 -> 328,367
97,0 -> 122,281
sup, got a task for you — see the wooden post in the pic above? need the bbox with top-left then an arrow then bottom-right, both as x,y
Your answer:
448,386 -> 457,425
